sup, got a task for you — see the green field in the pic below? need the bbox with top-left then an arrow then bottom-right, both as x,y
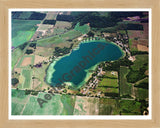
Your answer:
131,54 -> 148,70
74,22 -> 90,34
73,96 -> 99,115
22,93 -> 63,115
119,100 -> 141,115
99,78 -> 118,88
12,19 -> 40,47
99,98 -> 119,115
98,71 -> 118,88
119,66 -> 132,97
97,71 -> 119,97
12,48 -> 23,70
60,94 -> 76,115
135,87 -> 148,100
126,54 -> 148,83
18,12 -> 33,19
12,89 -> 30,115
16,55 -> 35,68
36,29 -> 82,47
21,69 -> 32,89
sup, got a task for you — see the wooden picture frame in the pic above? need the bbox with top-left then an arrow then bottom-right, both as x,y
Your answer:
0,0 -> 160,127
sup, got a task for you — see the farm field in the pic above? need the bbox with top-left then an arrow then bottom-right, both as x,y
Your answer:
73,96 -> 99,115
119,100 -> 141,115
74,22 -> 90,34
126,54 -> 148,83
128,23 -> 149,52
21,69 -> 32,89
99,98 -> 119,115
16,55 -> 35,68
12,47 -> 23,70
12,19 -> 41,47
119,66 -> 132,97
11,89 -> 30,115
36,29 -> 82,47
96,71 -> 119,97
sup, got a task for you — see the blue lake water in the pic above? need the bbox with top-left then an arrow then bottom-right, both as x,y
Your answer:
47,41 -> 123,88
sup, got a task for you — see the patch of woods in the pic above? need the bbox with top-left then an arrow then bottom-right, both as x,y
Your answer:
53,43 -> 73,57
12,78 -> 19,86
43,20 -> 56,25
25,49 -> 34,54
12,11 -> 46,20
56,14 -> 75,22
24,89 -> 39,96
100,53 -> 148,86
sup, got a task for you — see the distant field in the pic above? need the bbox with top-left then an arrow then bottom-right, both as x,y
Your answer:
131,54 -> 148,70
12,89 -> 30,115
12,19 -> 40,47
97,71 -> 119,97
60,94 -> 76,115
12,48 -> 23,70
55,21 -> 72,29
119,66 -> 132,97
119,100 -> 141,115
36,29 -> 81,47
22,93 -> 63,115
22,69 -> 32,89
73,96 -> 99,115
99,98 -> 119,115
134,87 -> 148,100
99,78 -> 118,88
18,12 -> 33,19
74,22 -> 90,34
126,54 -> 148,83
128,23 -> 148,52
38,24 -> 53,31
61,29 -> 82,40
45,12 -> 58,20
16,55 -> 35,68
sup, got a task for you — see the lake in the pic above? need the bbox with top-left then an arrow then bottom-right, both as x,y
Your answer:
46,41 -> 123,88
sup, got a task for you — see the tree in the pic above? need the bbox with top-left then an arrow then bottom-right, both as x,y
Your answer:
25,49 -> 33,54
12,78 -> 19,86
87,31 -> 94,37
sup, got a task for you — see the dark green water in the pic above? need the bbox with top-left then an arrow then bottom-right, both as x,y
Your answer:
49,41 -> 123,87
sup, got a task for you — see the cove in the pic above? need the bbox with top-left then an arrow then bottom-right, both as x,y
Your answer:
46,40 -> 124,88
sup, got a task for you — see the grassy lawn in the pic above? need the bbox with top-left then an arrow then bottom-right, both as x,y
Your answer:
22,69 -> 32,89
99,98 -> 119,115
12,48 -> 23,70
119,100 -> 141,115
119,66 -> 132,96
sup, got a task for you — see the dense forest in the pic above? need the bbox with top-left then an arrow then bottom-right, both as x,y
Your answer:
43,20 -> 56,25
